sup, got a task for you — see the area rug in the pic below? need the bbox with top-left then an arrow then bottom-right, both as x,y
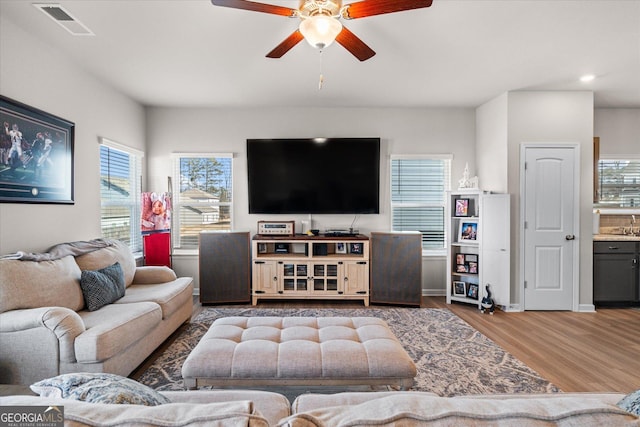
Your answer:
136,307 -> 560,397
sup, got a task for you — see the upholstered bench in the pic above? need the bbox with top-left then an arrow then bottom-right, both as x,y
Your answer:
181,316 -> 416,390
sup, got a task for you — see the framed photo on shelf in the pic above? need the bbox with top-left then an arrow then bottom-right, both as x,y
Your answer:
456,264 -> 469,273
336,242 -> 347,254
458,219 -> 478,242
464,253 -> 478,263
468,262 -> 478,274
1,95 -> 75,204
349,243 -> 363,255
467,283 -> 479,300
454,198 -> 470,217
453,281 -> 466,297
258,243 -> 268,254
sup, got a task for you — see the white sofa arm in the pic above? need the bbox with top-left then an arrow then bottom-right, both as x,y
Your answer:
133,266 -> 177,284
0,307 -> 85,363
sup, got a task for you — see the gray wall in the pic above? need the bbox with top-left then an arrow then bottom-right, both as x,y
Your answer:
595,109 -> 640,156
0,16 -> 146,255
476,91 -> 595,310
146,106 -> 476,294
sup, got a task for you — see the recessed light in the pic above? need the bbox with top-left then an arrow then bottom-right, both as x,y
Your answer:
580,74 -> 596,83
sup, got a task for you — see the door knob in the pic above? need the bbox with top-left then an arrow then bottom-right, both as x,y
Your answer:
565,235 -> 575,240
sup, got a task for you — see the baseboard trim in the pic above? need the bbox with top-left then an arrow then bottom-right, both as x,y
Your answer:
578,304 -> 596,312
423,289 -> 446,297
503,304 -> 522,312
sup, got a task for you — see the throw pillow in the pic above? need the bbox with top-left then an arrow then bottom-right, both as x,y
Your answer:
618,389 -> 640,416
80,262 -> 125,311
30,373 -> 170,406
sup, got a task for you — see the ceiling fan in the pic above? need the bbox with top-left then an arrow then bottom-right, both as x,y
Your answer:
211,0 -> 433,61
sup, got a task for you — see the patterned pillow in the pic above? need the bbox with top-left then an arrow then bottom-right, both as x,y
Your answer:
30,373 -> 170,406
618,389 -> 640,416
80,262 -> 125,311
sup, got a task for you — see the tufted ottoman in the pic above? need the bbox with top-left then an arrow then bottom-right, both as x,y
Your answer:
181,316 -> 416,390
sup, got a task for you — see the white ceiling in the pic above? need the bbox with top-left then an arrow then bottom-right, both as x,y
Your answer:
2,0 -> 639,109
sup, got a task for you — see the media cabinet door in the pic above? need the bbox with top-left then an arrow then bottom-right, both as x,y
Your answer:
199,231 -> 251,304
370,232 -> 422,306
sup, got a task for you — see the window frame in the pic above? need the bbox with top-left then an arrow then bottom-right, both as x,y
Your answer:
172,152 -> 234,252
98,137 -> 143,253
595,155 -> 640,211
389,154 -> 452,257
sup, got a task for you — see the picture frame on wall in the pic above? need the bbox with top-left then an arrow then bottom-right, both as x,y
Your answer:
458,219 -> 478,242
454,198 -> 470,217
0,95 -> 75,204
453,281 -> 466,296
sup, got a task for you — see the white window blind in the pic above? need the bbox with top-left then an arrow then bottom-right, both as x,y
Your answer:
598,159 -> 640,208
99,139 -> 143,252
172,153 -> 233,249
391,156 -> 452,251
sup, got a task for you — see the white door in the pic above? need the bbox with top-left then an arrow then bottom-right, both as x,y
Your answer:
522,145 -> 579,310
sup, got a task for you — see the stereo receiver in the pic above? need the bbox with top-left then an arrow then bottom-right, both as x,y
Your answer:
257,220 -> 295,236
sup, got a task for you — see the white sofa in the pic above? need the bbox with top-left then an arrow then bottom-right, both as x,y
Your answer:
0,238 -> 193,385
0,390 -> 637,426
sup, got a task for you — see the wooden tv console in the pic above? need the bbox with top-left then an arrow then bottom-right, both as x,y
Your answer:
251,234 -> 370,306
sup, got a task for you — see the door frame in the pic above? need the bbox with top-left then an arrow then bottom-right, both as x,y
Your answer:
519,143 -> 581,311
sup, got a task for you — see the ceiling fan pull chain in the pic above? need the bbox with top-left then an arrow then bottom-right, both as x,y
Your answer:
318,48 -> 324,90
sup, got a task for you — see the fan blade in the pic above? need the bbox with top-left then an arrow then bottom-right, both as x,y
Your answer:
266,30 -> 305,58
335,26 -> 375,61
211,0 -> 297,17
342,0 -> 433,19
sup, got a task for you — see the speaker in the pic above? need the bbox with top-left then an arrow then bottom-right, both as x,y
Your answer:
199,231 -> 250,304
370,232 -> 422,306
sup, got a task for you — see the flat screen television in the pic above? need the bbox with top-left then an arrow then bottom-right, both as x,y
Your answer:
247,138 -> 380,214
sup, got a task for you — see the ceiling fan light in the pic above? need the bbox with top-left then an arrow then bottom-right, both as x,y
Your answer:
299,15 -> 343,49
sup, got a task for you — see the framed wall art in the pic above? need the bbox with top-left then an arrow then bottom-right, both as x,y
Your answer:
0,96 -> 74,204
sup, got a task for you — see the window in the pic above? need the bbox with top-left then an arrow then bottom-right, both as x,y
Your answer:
390,155 -> 452,253
597,158 -> 640,208
99,138 -> 143,252
173,153 -> 233,249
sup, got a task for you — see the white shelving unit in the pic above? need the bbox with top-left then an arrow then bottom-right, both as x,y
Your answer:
446,190 -> 510,310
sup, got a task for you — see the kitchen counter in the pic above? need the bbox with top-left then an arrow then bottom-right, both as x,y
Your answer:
593,234 -> 640,241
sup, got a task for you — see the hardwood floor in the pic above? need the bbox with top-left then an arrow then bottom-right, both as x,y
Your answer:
135,296 -> 640,394
428,298 -> 640,394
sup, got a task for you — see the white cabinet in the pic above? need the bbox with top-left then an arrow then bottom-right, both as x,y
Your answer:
251,235 -> 370,306
446,190 -> 510,309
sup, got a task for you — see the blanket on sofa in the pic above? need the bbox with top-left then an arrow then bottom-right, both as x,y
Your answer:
0,238 -> 114,261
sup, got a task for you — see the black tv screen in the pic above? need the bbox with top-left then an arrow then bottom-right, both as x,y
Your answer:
247,138 -> 380,214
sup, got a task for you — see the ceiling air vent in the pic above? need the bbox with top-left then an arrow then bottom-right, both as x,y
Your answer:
33,3 -> 94,36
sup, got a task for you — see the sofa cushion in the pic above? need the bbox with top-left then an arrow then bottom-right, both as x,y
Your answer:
75,239 -> 136,287
0,255 -> 84,314
75,302 -> 162,362
283,394 -> 640,426
162,389 -> 291,426
116,277 -> 193,318
30,373 -> 170,405
80,262 -> 126,311
619,389 -> 640,416
0,395 -> 270,427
